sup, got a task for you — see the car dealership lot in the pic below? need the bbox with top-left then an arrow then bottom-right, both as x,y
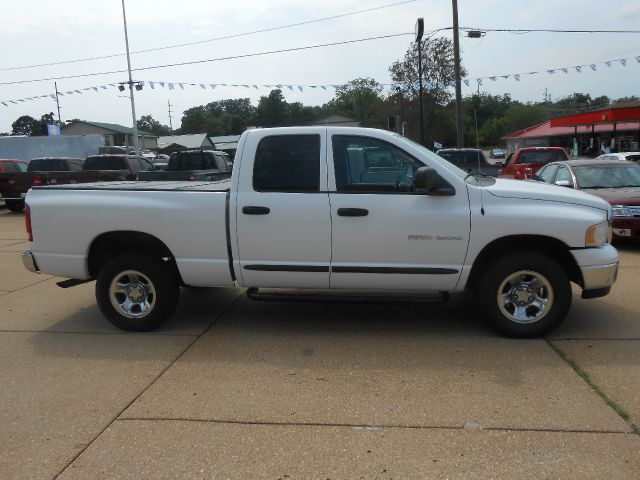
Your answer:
0,208 -> 639,479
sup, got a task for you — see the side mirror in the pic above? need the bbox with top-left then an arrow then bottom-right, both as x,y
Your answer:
555,180 -> 572,188
415,167 -> 438,191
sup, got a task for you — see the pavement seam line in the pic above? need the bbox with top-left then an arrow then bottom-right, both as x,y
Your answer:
547,340 -> 639,435
116,417 -> 633,435
0,329 -> 198,336
52,292 -> 245,479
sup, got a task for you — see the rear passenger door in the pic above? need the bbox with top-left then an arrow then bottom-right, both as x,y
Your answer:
235,131 -> 331,288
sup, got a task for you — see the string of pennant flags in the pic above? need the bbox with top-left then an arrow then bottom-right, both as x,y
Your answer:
1,53 -> 638,108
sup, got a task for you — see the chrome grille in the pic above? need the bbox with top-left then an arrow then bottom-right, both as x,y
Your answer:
629,206 -> 640,217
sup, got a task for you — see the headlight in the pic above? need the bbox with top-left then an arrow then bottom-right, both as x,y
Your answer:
585,221 -> 611,247
611,205 -> 631,217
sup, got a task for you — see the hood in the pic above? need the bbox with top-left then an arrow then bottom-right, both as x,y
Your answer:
485,179 -> 610,211
582,187 -> 640,205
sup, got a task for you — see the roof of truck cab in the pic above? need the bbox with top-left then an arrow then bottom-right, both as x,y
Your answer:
32,180 -> 231,192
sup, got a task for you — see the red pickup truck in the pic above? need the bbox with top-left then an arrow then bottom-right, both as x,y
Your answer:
0,155 -> 154,212
499,147 -> 569,180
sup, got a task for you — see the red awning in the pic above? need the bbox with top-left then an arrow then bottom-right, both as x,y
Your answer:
550,101 -> 640,127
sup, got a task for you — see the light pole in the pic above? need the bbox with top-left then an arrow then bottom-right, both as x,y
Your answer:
121,0 -> 139,151
396,86 -> 405,136
415,18 -> 425,146
452,0 -> 464,147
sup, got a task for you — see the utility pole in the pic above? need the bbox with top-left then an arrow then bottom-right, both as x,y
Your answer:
168,100 -> 174,133
452,0 -> 464,147
121,0 -> 139,151
54,82 -> 62,124
415,18 -> 425,146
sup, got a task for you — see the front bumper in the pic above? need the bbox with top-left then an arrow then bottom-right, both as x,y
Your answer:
22,250 -> 39,273
570,244 -> 619,298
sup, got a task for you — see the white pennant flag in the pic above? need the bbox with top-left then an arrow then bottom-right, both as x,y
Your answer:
200,84 -> 207,89
149,82 -> 155,89
209,84 -> 216,89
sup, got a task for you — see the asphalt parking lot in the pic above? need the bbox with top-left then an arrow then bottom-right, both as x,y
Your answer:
1,207 -> 639,479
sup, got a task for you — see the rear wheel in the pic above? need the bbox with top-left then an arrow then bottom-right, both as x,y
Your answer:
96,255 -> 179,331
5,200 -> 24,213
477,252 -> 571,337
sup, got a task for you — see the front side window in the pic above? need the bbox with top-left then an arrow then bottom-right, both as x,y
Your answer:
555,165 -> 574,187
333,135 -> 424,193
253,135 -> 320,192
536,164 -> 558,183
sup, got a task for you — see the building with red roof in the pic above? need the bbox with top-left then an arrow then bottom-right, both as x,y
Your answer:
503,101 -> 640,156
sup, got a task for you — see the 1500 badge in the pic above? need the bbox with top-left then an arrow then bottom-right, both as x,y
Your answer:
408,235 -> 463,241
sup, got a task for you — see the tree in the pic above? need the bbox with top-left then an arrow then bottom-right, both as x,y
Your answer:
11,113 -> 55,136
389,37 -> 466,145
180,98 -> 257,135
256,89 -> 288,127
137,115 -> 172,136
332,78 -> 385,127
12,115 -> 38,135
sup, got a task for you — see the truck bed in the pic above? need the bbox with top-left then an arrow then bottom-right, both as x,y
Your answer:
27,179 -> 234,287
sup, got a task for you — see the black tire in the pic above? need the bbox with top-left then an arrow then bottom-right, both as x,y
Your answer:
6,200 -> 24,213
477,251 -> 571,338
96,254 -> 179,331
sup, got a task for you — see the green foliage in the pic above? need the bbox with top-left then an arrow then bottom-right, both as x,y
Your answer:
256,89 -> 288,127
136,115 -> 172,136
180,98 -> 257,135
11,113 -> 57,136
332,78 -> 385,127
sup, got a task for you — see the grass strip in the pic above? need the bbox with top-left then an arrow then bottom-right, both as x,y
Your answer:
548,341 -> 639,435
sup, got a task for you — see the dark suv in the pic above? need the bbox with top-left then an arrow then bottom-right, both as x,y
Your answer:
436,148 -> 501,177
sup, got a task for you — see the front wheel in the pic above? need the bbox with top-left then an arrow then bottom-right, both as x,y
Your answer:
477,252 -> 571,338
96,255 -> 179,331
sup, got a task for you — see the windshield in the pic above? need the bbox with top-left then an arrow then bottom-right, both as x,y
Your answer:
575,164 -> 640,188
516,150 -> 567,165
84,156 -> 127,170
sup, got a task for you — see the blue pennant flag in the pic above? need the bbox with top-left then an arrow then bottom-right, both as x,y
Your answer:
463,79 -> 470,86
100,85 -> 108,90
547,69 -> 556,75
620,59 -> 627,66
1,102 -> 6,107
168,83 -> 174,90
74,90 -> 81,94
575,66 -> 582,73
287,85 -> 293,91
200,84 -> 206,89
514,74 -> 521,81
298,86 -> 303,92
209,84 -> 216,89
605,61 -> 612,67
636,56 -> 640,63
178,83 -> 184,90
489,76 -> 497,81
477,79 -> 483,86
159,82 -> 165,88
561,68 -> 568,74
92,87 -> 98,92
321,86 -> 327,90
590,64 -> 597,71
149,82 -> 155,89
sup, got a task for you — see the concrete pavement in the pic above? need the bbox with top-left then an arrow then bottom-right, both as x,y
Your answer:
0,208 -> 638,479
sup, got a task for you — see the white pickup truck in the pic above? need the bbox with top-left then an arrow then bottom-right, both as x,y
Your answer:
22,127 -> 619,337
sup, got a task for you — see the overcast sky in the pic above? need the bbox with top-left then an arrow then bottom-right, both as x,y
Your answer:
1,0 -> 639,133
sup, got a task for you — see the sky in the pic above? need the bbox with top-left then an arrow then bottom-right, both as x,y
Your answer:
1,0 -> 639,133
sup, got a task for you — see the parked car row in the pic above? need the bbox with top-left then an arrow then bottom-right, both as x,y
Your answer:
1,149 -> 233,212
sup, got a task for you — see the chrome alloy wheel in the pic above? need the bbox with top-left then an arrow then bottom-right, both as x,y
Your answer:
497,270 -> 554,324
109,270 -> 156,319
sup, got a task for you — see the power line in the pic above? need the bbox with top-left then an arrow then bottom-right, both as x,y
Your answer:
0,32 -> 415,86
461,27 -> 640,34
0,0 -> 419,73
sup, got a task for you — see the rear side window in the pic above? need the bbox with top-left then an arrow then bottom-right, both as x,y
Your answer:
28,159 -> 68,171
16,162 -> 28,172
438,150 -> 488,165
253,135 -> 320,192
1,161 -> 17,172
172,151 -> 213,170
84,156 -> 127,170
516,150 -> 568,165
